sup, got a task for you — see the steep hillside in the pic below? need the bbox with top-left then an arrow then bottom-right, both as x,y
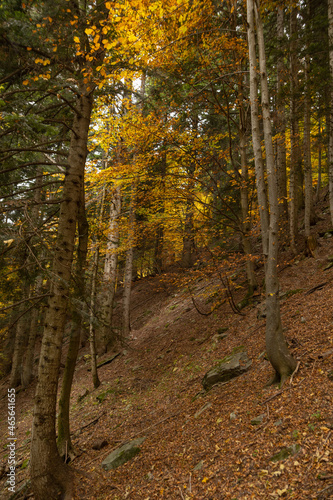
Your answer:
1,214 -> 333,499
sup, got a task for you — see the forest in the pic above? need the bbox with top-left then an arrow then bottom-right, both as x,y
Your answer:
1,0 -> 333,498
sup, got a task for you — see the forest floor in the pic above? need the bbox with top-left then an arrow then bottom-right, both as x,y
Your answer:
1,202 -> 333,499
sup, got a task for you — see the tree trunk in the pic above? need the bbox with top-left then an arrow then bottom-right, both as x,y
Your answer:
100,186 -> 121,351
22,275 -> 43,388
304,50 -> 313,238
22,168 -> 44,388
89,247 -> 101,389
316,115 -> 322,203
181,196 -> 196,268
249,0 -> 297,385
289,6 -> 300,253
246,0 -> 269,259
328,0 -> 333,225
30,89 -> 93,499
123,187 -> 135,338
10,280 -> 31,388
57,182 -> 88,461
276,6 -> 288,239
239,80 -> 257,293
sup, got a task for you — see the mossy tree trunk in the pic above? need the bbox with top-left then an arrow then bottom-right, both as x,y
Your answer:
57,181 -> 89,461
30,89 -> 93,499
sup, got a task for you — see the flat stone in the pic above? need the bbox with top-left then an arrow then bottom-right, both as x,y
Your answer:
251,414 -> 265,425
101,437 -> 146,471
202,351 -> 252,391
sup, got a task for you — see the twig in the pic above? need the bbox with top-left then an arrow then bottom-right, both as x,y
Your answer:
305,282 -> 328,295
316,483 -> 333,497
290,361 -> 301,385
73,411 -> 106,434
260,390 -> 283,405
178,485 -> 185,500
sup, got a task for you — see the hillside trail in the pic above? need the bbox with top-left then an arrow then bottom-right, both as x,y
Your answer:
1,204 -> 333,499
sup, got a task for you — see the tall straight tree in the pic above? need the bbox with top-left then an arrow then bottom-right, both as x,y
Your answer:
246,0 -> 269,260
328,0 -> 333,225
247,0 -> 297,385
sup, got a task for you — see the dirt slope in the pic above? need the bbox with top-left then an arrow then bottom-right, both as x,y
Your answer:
1,218 -> 333,499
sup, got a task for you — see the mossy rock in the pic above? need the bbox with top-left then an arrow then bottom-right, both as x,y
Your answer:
101,437 -> 146,471
270,444 -> 300,462
202,351 -> 252,391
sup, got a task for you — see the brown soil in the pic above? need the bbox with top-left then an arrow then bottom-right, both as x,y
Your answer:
1,205 -> 333,500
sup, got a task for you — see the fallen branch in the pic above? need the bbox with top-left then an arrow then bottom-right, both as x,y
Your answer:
97,352 -> 121,369
305,282 -> 328,295
73,411 -> 106,434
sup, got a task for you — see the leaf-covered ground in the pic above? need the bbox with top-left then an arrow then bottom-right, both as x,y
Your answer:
1,206 -> 333,499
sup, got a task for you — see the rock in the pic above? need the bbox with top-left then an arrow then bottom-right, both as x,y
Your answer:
92,439 -> 108,450
257,302 -> 266,319
77,388 -> 89,402
270,444 -> 301,462
101,437 -> 146,471
318,349 -> 333,359
193,460 -> 204,471
251,414 -> 265,425
202,351 -> 252,391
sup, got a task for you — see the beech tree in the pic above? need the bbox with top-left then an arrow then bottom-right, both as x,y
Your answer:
247,0 -> 297,384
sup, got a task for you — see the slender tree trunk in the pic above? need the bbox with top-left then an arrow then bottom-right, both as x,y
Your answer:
181,196 -> 196,268
328,0 -> 333,225
276,6 -> 288,239
247,0 -> 269,259
289,6 -> 300,253
22,169 -> 44,388
89,246 -> 101,388
10,280 -> 31,388
249,0 -> 297,385
239,80 -> 257,293
30,89 -> 93,499
123,186 -> 135,338
316,115 -> 322,203
100,186 -> 121,351
57,182 -> 89,461
304,51 -> 313,238
154,150 -> 167,274
22,275 -> 43,388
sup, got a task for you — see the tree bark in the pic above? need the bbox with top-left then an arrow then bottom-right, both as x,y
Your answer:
246,0 -> 269,259
276,6 -> 288,239
249,0 -> 297,385
123,186 -> 135,338
57,182 -> 88,461
30,89 -> 93,499
328,0 -> 333,225
289,7 -> 301,252
10,280 -> 31,388
239,77 -> 257,293
89,246 -> 101,389
100,186 -> 121,351
22,275 -> 43,388
304,50 -> 313,238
